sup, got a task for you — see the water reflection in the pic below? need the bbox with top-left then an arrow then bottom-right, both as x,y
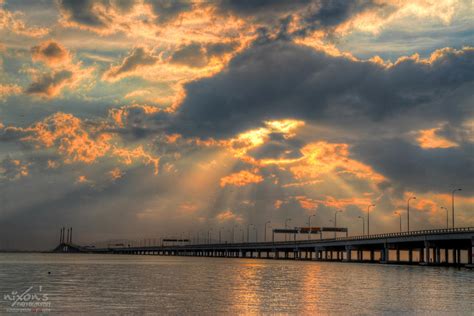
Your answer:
0,254 -> 472,314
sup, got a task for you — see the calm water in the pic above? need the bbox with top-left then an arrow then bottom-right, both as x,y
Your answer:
0,253 -> 472,314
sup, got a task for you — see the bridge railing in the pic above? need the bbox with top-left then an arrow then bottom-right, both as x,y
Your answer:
106,227 -> 474,251
201,227 -> 474,248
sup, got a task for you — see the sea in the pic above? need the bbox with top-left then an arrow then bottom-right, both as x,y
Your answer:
0,253 -> 472,314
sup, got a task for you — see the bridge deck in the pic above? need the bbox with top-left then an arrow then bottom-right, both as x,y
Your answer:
57,228 -> 474,267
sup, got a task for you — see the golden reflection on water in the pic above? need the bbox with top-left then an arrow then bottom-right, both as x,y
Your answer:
0,254 -> 472,314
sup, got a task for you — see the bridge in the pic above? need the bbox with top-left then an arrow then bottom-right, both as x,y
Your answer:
54,227 -> 474,267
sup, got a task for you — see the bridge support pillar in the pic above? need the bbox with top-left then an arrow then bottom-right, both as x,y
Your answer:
452,249 -> 457,265
344,246 -> 352,262
445,248 -> 449,264
469,238 -> 473,265
396,248 -> 400,262
435,248 -> 441,264
370,250 -> 375,262
381,244 -> 388,264
424,241 -> 431,265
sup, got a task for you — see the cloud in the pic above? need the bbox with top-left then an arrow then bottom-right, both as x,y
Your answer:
170,42 -> 239,68
31,40 -> 71,67
215,209 -> 243,223
102,47 -> 159,82
25,39 -> 93,98
416,125 -> 459,149
0,84 -> 21,100
12,112 -> 160,174
57,0 -> 121,34
147,0 -> 194,24
220,169 -> 263,187
0,2 -> 49,37
354,138 -> 474,195
173,41 -> 474,138
0,158 -> 29,180
25,69 -> 75,97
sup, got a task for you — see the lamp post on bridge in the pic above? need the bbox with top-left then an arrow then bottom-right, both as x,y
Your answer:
247,224 -> 253,243
407,196 -> 416,232
240,228 -> 244,243
334,210 -> 343,238
367,204 -> 375,236
232,225 -> 238,243
394,211 -> 402,232
264,221 -> 271,242
440,206 -> 448,229
308,214 -> 316,240
285,218 -> 291,242
357,216 -> 365,235
452,188 -> 462,229
208,228 -> 212,244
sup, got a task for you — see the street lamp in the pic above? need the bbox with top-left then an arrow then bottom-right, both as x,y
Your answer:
253,226 -> 258,242
232,225 -> 238,243
240,228 -> 244,243
218,228 -> 223,243
367,204 -> 375,236
407,196 -> 416,232
394,211 -> 402,232
334,210 -> 343,238
285,218 -> 292,241
264,221 -> 271,242
452,188 -> 462,229
308,214 -> 316,240
247,224 -> 253,243
440,206 -> 448,229
208,228 -> 213,244
357,216 -> 365,235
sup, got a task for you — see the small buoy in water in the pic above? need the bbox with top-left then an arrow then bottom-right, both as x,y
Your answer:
48,271 -> 51,275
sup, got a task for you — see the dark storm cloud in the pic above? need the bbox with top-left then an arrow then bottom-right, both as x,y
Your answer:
57,0 -> 192,32
172,41 -> 474,138
353,139 -> 474,195
217,0 -> 380,37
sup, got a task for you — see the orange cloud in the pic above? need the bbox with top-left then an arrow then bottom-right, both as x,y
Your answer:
295,196 -> 318,211
108,168 -> 124,181
416,126 -> 458,149
295,195 -> 372,211
18,112 -> 160,174
274,199 -> 284,209
0,158 -> 29,180
220,169 -> 264,187
215,209 -> 243,223
0,84 -> 21,100
286,142 -> 385,183
75,175 -> 90,184
0,3 -> 49,37
112,146 -> 160,175
108,104 -> 161,128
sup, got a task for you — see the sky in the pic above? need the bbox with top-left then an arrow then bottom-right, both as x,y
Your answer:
0,0 -> 473,250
